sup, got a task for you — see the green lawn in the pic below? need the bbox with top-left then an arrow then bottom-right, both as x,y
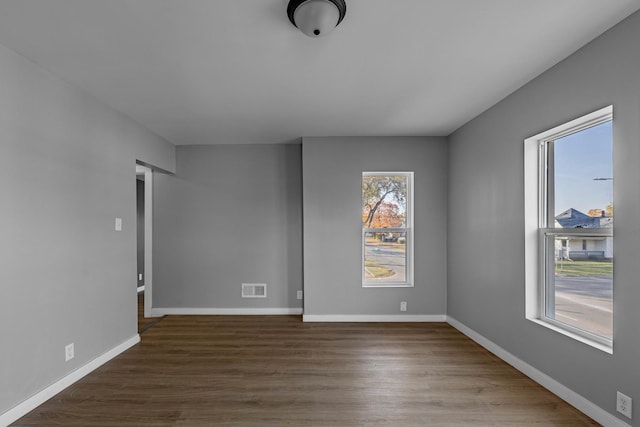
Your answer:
364,260 -> 394,278
555,260 -> 613,277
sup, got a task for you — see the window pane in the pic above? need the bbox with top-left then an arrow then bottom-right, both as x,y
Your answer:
362,175 -> 408,228
364,232 -> 407,284
552,121 -> 613,228
547,235 -> 613,340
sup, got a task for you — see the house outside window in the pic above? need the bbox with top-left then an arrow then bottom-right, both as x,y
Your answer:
362,172 -> 413,287
525,106 -> 613,351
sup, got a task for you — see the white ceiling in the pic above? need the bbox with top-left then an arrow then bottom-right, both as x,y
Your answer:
0,0 -> 638,145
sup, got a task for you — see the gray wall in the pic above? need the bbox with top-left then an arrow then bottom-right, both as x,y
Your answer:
302,137 -> 448,316
448,11 -> 640,424
0,43 -> 174,414
153,144 -> 302,310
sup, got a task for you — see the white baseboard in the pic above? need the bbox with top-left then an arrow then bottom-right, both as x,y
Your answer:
1,335 -> 140,427
157,307 -> 303,316
446,317 -> 630,427
303,314 -> 447,322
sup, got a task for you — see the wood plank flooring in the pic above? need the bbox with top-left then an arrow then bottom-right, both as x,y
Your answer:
138,292 -> 161,333
13,316 -> 599,426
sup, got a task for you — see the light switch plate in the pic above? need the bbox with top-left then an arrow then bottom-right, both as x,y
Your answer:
115,218 -> 122,231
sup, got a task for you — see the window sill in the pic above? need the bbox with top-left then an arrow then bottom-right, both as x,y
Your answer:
527,317 -> 613,354
362,283 -> 414,288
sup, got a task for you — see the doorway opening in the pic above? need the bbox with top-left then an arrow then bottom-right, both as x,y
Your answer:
136,173 -> 145,293
136,164 -> 158,331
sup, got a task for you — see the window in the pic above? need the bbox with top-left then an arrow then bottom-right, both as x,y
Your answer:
525,106 -> 613,351
362,172 -> 413,287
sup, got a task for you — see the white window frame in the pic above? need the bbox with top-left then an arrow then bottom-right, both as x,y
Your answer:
362,172 -> 414,288
524,105 -> 613,353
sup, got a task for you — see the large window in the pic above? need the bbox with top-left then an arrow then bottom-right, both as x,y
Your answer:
525,106 -> 613,351
362,172 -> 413,287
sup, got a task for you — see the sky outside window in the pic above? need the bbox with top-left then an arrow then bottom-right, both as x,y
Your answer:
554,121 -> 613,216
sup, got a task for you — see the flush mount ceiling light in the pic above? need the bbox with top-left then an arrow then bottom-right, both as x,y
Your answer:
287,0 -> 347,38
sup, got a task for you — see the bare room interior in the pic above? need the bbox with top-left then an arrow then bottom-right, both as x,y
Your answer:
1,1 -> 640,426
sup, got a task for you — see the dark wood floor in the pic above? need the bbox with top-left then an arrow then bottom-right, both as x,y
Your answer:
13,314 -> 599,426
138,291 -> 162,333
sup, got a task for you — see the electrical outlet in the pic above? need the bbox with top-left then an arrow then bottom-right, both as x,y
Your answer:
65,343 -> 74,362
400,301 -> 407,312
115,217 -> 122,231
297,290 -> 303,300
617,391 -> 632,419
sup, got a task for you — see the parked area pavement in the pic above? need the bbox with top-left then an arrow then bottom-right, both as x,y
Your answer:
364,242 -> 406,282
554,276 -> 612,339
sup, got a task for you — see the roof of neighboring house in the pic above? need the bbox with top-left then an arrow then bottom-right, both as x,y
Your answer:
555,208 -> 613,228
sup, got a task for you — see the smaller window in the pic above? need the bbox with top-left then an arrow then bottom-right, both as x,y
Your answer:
362,172 -> 413,287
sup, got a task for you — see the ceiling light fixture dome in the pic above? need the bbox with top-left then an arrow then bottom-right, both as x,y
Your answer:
287,0 -> 347,38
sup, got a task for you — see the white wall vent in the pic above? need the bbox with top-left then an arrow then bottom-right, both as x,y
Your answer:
242,283 -> 267,298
